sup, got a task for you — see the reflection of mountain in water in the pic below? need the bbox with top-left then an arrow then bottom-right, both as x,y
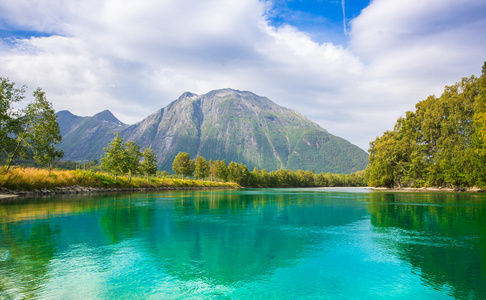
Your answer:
145,189 -> 369,285
367,192 -> 486,299
0,189 -> 369,294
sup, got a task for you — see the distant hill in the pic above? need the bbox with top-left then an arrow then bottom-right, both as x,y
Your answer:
57,89 -> 368,173
57,110 -> 128,161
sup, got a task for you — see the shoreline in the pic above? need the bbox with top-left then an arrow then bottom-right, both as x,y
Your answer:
0,185 -> 239,200
0,193 -> 18,199
2,185 -> 485,200
369,186 -> 486,193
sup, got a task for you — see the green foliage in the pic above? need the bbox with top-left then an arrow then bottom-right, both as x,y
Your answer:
1,80 -> 63,172
368,62 -> 486,188
194,156 -> 210,179
100,133 -> 126,180
212,159 -> 228,182
168,153 -> 367,187
124,141 -> 141,182
25,89 -> 64,170
172,152 -> 195,179
227,162 -> 251,186
0,77 -> 25,162
140,147 -> 158,182
100,133 -> 142,182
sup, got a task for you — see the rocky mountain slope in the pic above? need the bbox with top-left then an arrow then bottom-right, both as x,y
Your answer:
57,89 -> 368,173
57,110 -> 128,161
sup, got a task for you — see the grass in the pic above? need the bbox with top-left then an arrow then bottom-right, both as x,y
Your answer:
0,167 -> 240,191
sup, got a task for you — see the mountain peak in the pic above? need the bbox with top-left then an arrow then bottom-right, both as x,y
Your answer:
179,92 -> 200,100
92,110 -> 125,125
57,110 -> 76,117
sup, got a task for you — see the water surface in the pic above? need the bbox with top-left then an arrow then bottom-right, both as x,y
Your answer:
1,188 -> 485,299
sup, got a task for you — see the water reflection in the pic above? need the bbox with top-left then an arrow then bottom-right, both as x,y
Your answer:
367,192 -> 486,299
0,190 -> 369,297
1,189 -> 486,298
144,190 -> 367,285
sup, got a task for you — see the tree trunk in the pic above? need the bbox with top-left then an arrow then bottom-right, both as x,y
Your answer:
4,154 -> 14,173
5,160 -> 11,173
128,169 -> 132,182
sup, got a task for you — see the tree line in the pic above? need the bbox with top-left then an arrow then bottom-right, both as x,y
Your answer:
171,151 -> 367,187
98,137 -> 366,187
1,78 -> 63,173
100,133 -> 157,183
367,62 -> 486,188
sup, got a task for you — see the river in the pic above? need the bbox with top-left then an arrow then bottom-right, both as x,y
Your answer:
1,188 -> 485,299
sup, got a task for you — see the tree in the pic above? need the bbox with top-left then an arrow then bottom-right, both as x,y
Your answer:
3,87 -> 63,172
194,156 -> 210,179
140,147 -> 158,183
213,160 -> 228,182
227,162 -> 250,185
101,134 -> 142,182
471,61 -> 486,186
101,133 -> 126,182
1,78 -> 25,165
172,152 -> 194,179
368,61 -> 486,188
25,89 -> 64,173
124,141 -> 141,182
209,159 -> 216,181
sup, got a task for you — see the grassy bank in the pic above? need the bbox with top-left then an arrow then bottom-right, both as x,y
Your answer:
0,167 -> 239,191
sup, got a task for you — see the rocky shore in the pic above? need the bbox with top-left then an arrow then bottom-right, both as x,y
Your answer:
0,185 -> 238,199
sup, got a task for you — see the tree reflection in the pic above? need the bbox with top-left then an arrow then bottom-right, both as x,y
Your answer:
146,189 -> 368,285
367,192 -> 486,299
0,220 -> 58,299
99,194 -> 156,243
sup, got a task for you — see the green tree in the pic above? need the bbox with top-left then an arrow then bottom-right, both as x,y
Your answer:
368,61 -> 486,188
0,77 -> 25,165
4,87 -> 63,172
227,162 -> 250,185
101,133 -> 126,182
25,89 -> 64,173
101,134 -> 142,182
209,159 -> 216,181
140,147 -> 158,183
124,141 -> 141,182
213,160 -> 228,182
172,152 -> 195,179
194,156 -> 210,179
471,62 -> 486,186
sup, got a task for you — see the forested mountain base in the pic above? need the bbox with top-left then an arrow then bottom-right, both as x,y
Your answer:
367,62 -> 486,188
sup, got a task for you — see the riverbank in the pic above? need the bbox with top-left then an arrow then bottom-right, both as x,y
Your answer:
0,184 -> 239,200
0,167 -> 239,199
370,187 -> 486,193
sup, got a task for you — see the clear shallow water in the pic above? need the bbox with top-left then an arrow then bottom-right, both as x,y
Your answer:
1,188 -> 486,299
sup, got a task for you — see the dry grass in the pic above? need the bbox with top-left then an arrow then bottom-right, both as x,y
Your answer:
0,167 -> 239,191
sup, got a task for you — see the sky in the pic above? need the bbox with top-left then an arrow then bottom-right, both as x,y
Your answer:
1,0 -> 485,150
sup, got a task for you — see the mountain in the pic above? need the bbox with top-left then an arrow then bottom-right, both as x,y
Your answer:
57,110 -> 128,161
57,89 -> 368,173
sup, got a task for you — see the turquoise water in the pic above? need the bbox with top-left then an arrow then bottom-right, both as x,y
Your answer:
1,188 -> 486,299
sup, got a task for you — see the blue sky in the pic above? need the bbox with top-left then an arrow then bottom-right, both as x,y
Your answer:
266,0 -> 370,44
0,0 -> 485,150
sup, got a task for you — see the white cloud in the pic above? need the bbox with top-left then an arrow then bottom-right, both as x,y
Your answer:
0,0 -> 485,150
343,0 -> 486,148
